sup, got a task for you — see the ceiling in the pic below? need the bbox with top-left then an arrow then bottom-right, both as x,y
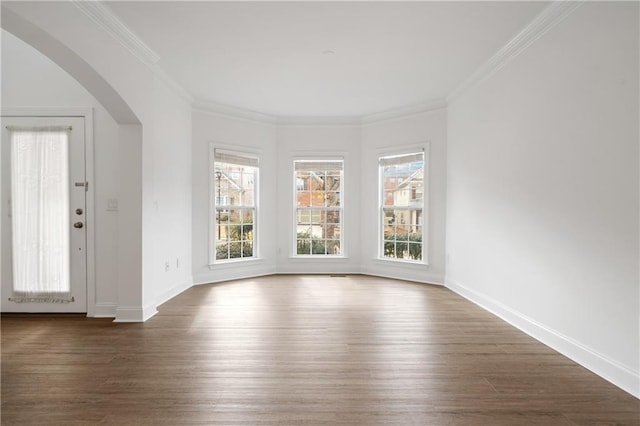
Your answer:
107,1 -> 548,118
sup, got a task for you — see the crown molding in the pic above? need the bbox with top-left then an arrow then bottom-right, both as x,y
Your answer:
193,98 -> 449,127
193,99 -> 278,125
72,1 -> 194,104
57,1 -> 583,126
71,0 -> 160,67
277,116 -> 362,126
447,1 -> 583,103
360,99 -> 447,125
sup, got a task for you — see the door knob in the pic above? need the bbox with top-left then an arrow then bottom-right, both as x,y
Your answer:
73,222 -> 83,229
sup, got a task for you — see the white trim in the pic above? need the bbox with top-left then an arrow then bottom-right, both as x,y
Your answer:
83,110 -> 96,317
208,257 -> 265,269
277,270 -> 361,276
292,155 -> 346,258
447,1 -> 583,102
194,265 -> 276,285
278,116 -> 361,127
155,277 -> 193,308
93,302 -> 117,318
376,142 -> 430,265
445,277 -> 640,399
209,143 -> 262,265
72,1 -> 193,104
361,99 -> 447,125
71,0 -> 160,67
2,107 -> 92,117
194,99 -> 277,125
194,99 -> 448,127
288,255 -> 349,261
359,268 -> 444,286
1,108 -> 97,318
114,303 -> 158,323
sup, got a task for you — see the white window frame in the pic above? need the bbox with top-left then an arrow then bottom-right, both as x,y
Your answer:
292,158 -> 345,258
209,145 -> 260,264
378,145 -> 429,264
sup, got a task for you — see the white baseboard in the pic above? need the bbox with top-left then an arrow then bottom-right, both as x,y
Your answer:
92,302 -> 116,318
194,265 -> 277,285
361,264 -> 444,286
445,277 -> 640,399
114,303 -> 158,323
361,270 -> 444,286
156,277 -> 193,308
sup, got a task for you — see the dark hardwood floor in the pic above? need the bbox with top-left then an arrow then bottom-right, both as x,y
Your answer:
2,275 -> 638,425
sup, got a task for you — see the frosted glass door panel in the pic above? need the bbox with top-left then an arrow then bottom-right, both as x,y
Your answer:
10,129 -> 71,302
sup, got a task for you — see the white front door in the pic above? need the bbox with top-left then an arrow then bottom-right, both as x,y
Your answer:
1,116 -> 87,313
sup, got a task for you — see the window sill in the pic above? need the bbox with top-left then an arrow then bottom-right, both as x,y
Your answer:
288,255 -> 349,261
209,257 -> 264,269
374,257 -> 429,267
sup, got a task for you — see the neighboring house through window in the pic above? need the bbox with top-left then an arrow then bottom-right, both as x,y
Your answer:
379,151 -> 425,262
294,159 -> 344,256
212,149 -> 258,262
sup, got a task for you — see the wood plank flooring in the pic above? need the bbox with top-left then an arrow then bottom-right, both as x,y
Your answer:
2,275 -> 638,425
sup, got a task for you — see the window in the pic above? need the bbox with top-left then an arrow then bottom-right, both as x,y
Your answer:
213,149 -> 258,262
294,160 -> 343,256
379,151 -> 425,262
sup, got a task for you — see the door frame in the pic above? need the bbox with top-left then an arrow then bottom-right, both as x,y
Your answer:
1,107 -> 95,317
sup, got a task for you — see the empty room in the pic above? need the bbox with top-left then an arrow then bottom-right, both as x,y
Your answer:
1,1 -> 638,424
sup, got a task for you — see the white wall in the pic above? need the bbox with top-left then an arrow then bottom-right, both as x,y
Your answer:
2,1 -> 195,320
192,114 -> 448,282
361,110 -> 448,284
276,124 -> 362,274
446,2 -> 639,396
149,79 -> 193,307
1,29 -> 121,314
192,111 -> 278,283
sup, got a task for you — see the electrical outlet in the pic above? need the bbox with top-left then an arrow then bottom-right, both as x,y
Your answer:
164,261 -> 170,272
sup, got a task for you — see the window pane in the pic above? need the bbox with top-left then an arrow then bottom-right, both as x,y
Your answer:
324,223 -> 340,240
395,240 -> 409,258
395,224 -> 409,237
213,150 -> 258,263
312,239 -> 326,255
229,242 -> 242,259
408,243 -> 422,261
216,243 -> 229,260
242,209 -> 254,224
409,226 -> 422,241
294,160 -> 343,257
325,191 -> 340,207
243,189 -> 255,207
10,129 -> 71,299
297,239 -> 311,255
326,240 -> 340,255
326,211 -> 340,224
310,192 -> 325,207
241,224 -> 253,240
379,152 -> 424,262
297,191 -> 310,207
216,209 -> 229,224
297,210 -> 311,225
216,224 -> 229,242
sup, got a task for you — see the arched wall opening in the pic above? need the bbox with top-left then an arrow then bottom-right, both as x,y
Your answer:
2,7 -> 145,320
